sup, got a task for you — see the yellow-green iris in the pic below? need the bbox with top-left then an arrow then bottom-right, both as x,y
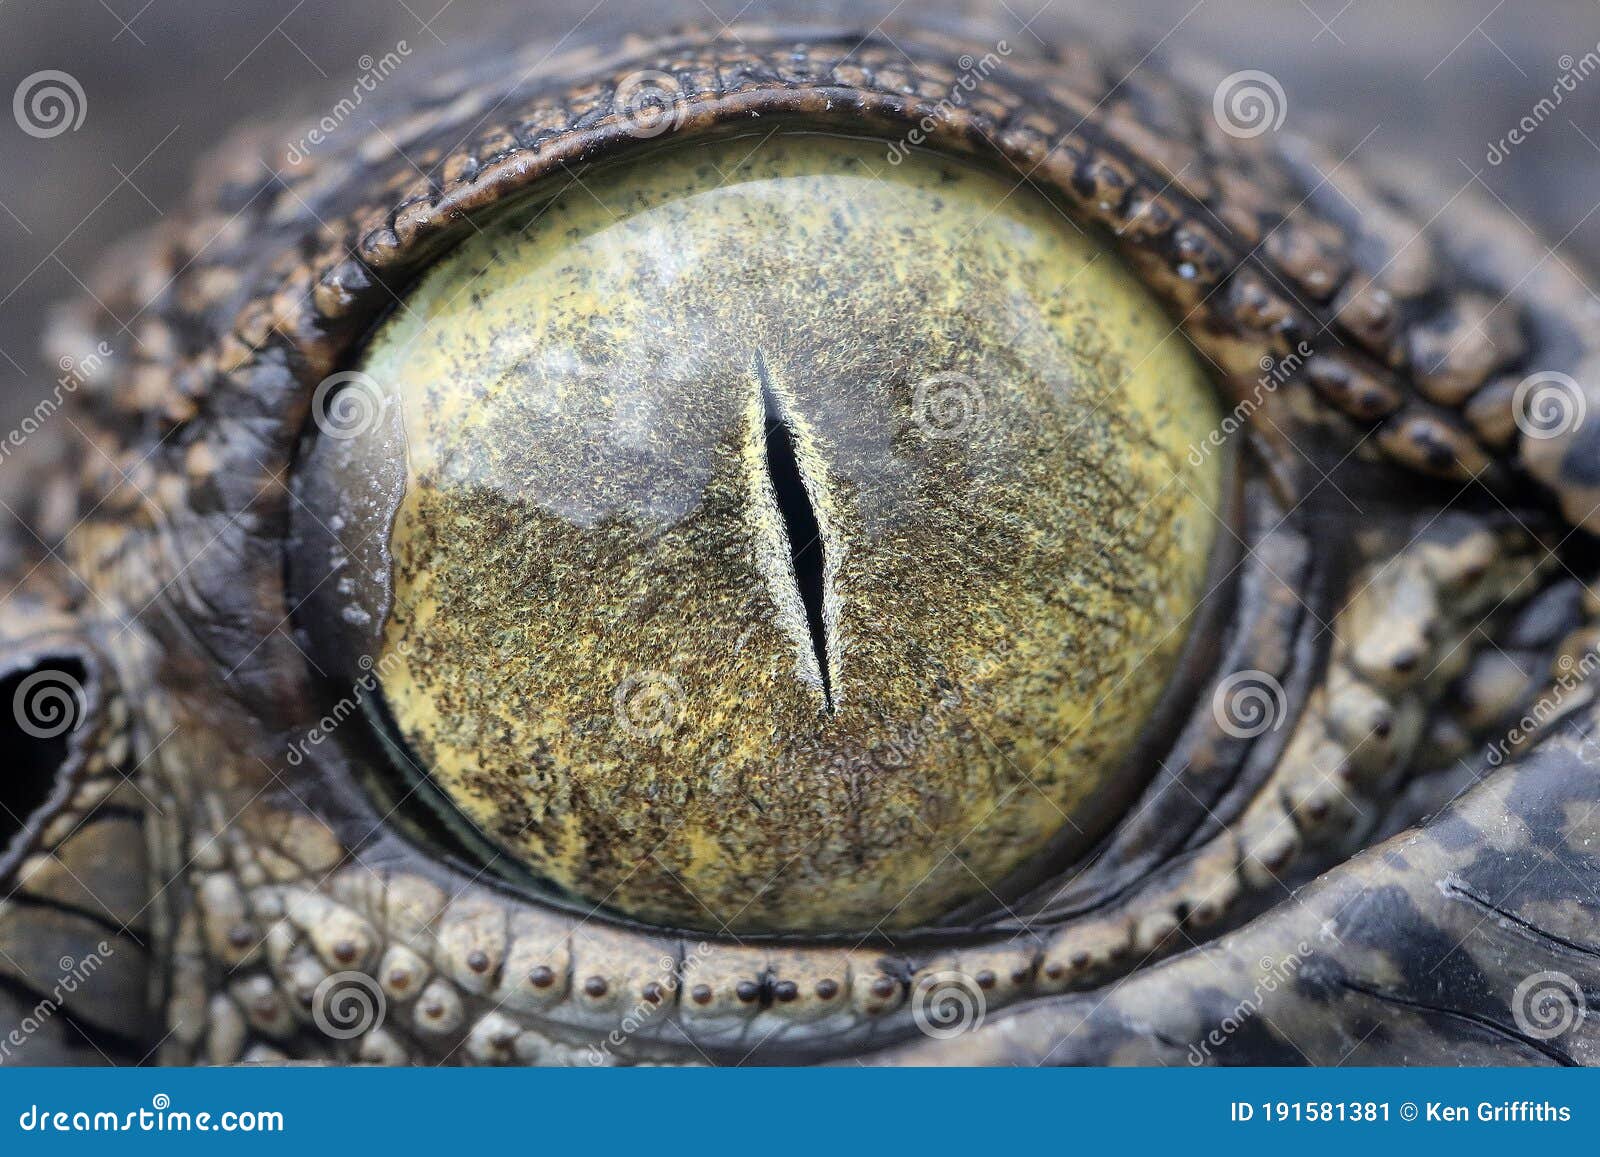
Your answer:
349,133 -> 1222,933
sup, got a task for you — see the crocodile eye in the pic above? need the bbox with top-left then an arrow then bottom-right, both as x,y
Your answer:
293,133 -> 1223,933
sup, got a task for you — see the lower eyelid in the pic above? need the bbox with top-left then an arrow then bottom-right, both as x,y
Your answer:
303,866 -> 1045,1062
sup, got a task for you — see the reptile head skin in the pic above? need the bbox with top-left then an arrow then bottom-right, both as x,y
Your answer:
3,12 -> 1600,1067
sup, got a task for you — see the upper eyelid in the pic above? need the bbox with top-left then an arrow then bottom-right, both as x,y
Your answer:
63,26 -> 1580,524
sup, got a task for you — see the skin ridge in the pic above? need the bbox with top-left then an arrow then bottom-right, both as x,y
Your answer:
0,19 -> 1591,1064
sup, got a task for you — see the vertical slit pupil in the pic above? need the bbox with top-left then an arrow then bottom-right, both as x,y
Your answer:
760,376 -> 833,711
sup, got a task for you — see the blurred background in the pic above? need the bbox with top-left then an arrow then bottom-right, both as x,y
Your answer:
2,0 -> 1598,424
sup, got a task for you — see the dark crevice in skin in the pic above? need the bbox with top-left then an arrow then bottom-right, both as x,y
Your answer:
3,893 -> 146,944
0,659 -> 84,861
1335,979 -> 1578,1066
1440,876 -> 1600,961
755,350 -> 833,712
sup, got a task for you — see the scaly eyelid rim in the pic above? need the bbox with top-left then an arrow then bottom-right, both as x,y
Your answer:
274,31 -> 1521,501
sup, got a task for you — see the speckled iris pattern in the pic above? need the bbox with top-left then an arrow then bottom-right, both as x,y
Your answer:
338,134 -> 1223,932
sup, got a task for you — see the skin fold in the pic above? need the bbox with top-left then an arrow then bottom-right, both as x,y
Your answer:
0,13 -> 1597,1066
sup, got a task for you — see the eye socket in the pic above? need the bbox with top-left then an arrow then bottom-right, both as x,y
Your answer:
60,17 -> 1591,1065
292,132 -> 1225,935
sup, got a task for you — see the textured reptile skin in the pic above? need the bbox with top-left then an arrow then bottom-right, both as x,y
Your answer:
1,19 -> 1596,1065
